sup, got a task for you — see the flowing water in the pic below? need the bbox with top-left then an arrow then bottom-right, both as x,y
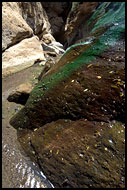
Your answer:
2,64 -> 54,188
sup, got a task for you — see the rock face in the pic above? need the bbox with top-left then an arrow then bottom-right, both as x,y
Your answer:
41,2 -> 72,44
9,2 -> 125,188
2,2 -> 54,51
64,2 -> 98,48
2,2 -> 33,51
2,2 -> 57,77
10,44 -> 125,129
2,36 -> 46,78
20,2 -> 51,38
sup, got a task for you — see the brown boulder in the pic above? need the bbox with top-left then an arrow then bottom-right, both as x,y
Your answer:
10,45 -> 125,129
17,119 -> 125,188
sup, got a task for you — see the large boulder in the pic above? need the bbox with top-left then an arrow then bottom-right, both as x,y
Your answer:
10,46 -> 125,129
17,119 -> 125,188
2,2 -> 56,51
10,2 -> 125,129
2,2 -> 58,77
2,36 -> 46,78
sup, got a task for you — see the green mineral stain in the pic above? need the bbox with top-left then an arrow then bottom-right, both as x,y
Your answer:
27,40 -> 106,106
87,2 -> 110,26
26,2 -> 125,107
91,2 -> 125,32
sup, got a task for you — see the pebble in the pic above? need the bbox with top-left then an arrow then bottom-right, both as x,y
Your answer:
79,153 -> 83,158
15,107 -> 20,112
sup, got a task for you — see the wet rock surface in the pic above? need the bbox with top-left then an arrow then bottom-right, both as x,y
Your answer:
18,119 -> 125,188
41,41 -> 65,55
6,2 -> 125,188
10,42 -> 125,188
64,2 -> 124,48
64,2 -> 98,47
10,43 -> 125,129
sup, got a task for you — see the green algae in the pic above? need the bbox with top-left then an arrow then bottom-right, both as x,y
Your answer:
27,38 -> 117,106
87,2 -> 111,26
86,2 -> 125,48
27,39 -> 107,106
14,2 -> 125,117
89,2 -> 125,32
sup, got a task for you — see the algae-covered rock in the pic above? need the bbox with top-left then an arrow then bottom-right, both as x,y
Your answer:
64,2 -> 125,47
17,119 -> 125,188
10,43 -> 125,129
10,2 -> 125,130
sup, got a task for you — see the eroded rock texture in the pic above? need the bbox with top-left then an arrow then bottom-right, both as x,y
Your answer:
20,2 -> 51,38
2,2 -> 33,51
64,2 -> 98,48
10,49 -> 125,129
42,2 -> 72,44
2,2 -> 56,77
9,2 -> 125,188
